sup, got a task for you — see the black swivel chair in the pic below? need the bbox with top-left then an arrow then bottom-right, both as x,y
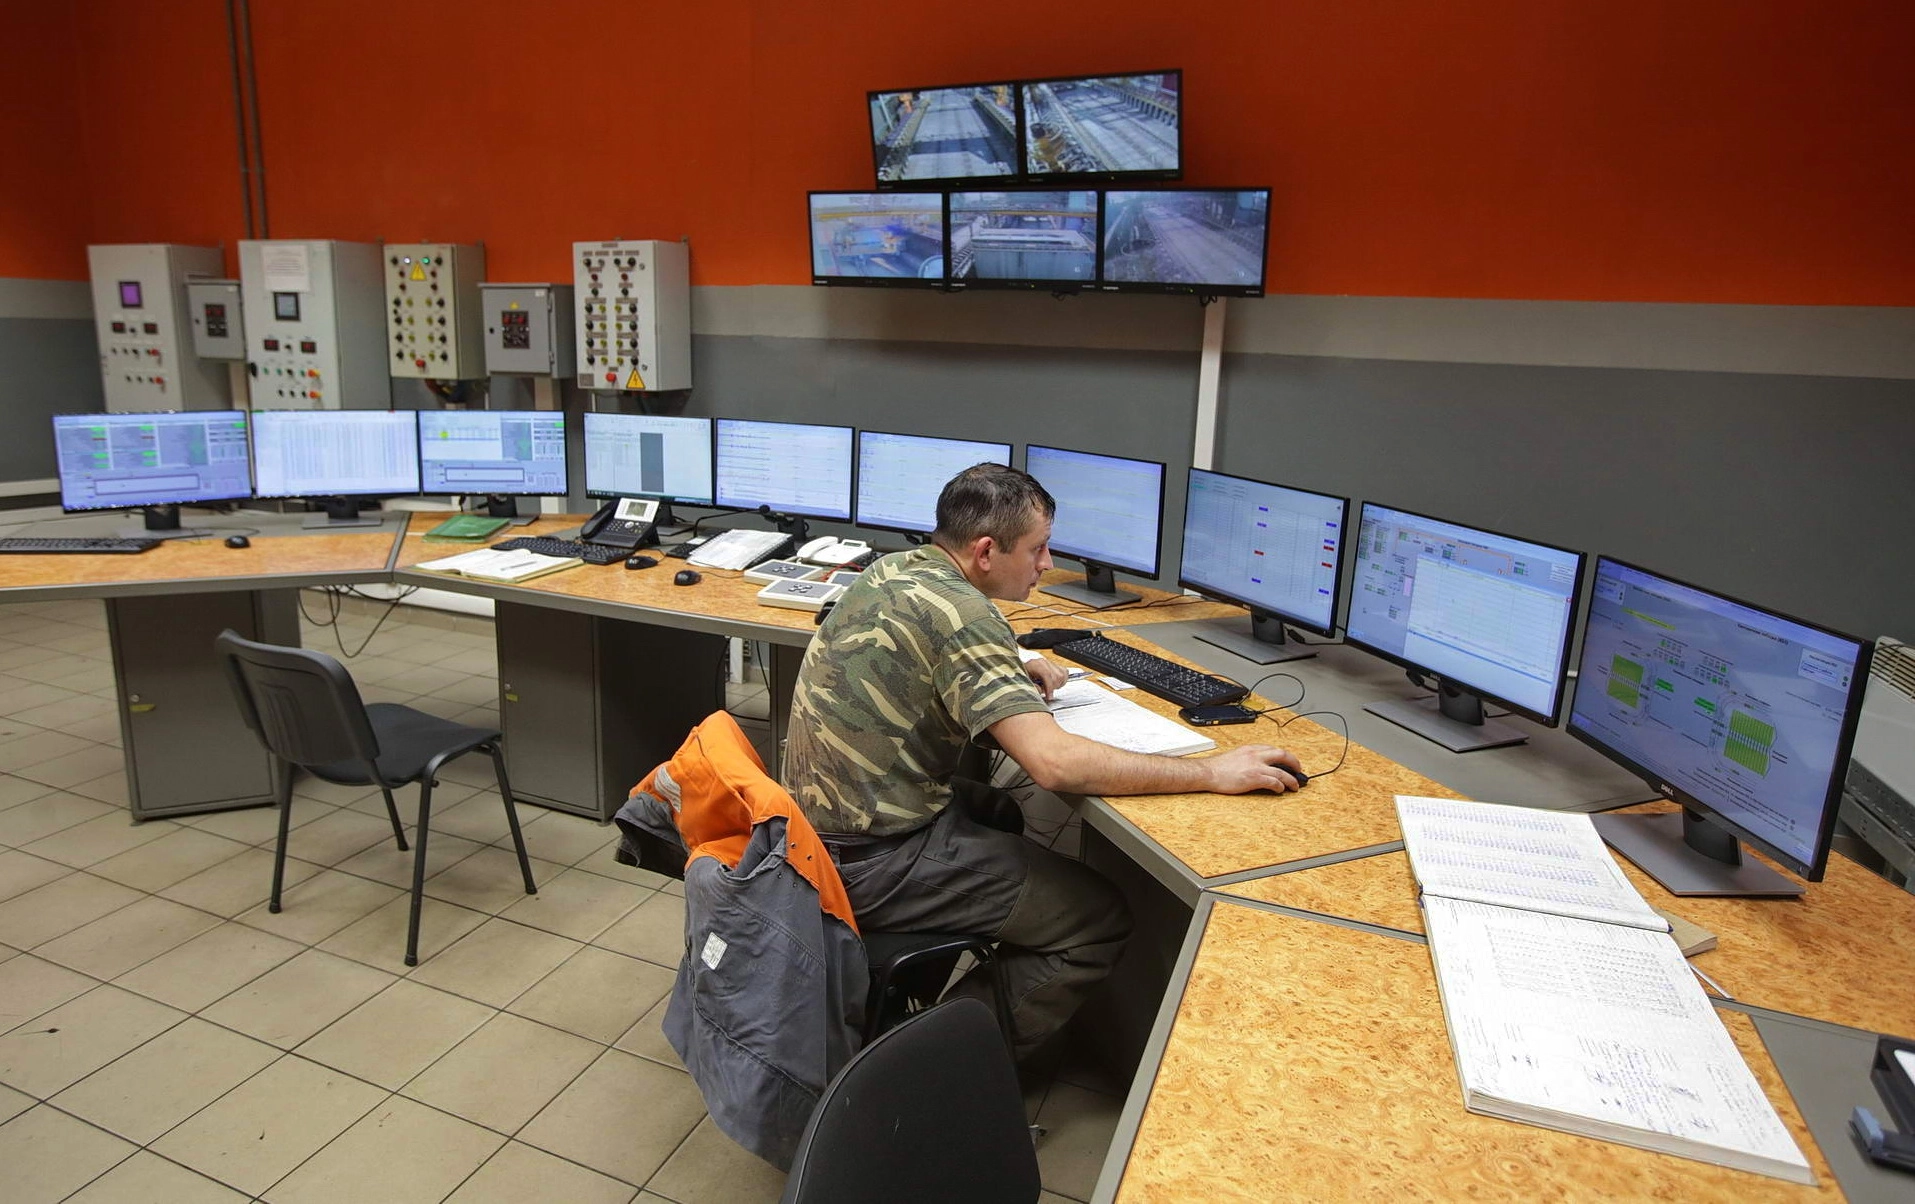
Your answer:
215,630 -> 538,966
780,996 -> 1042,1204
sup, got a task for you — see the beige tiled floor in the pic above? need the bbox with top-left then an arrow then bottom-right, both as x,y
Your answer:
0,596 -> 1122,1202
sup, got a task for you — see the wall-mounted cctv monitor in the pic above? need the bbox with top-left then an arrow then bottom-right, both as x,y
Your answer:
809,192 -> 948,287
1021,71 -> 1181,182
870,81 -> 1020,187
947,190 -> 1099,289
1100,188 -> 1270,296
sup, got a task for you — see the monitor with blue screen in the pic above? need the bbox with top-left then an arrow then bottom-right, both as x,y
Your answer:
1024,444 -> 1166,608
855,431 -> 1012,537
251,409 -> 420,528
1179,468 -> 1350,663
53,410 -> 253,538
419,409 -> 566,522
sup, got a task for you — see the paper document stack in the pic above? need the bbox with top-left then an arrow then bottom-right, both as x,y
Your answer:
1046,680 -> 1216,757
413,547 -> 580,584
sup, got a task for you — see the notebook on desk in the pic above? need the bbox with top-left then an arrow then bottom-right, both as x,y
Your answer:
1047,680 -> 1216,757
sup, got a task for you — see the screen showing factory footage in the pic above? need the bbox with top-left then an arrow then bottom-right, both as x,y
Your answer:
1023,72 -> 1181,179
1102,189 -> 1269,294
948,191 -> 1099,285
870,83 -> 1020,185
809,193 -> 947,285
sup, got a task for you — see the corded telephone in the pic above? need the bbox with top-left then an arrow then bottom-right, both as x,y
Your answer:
580,496 -> 658,551
796,536 -> 872,566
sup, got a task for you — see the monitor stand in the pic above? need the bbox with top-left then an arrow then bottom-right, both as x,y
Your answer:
1040,563 -> 1140,609
117,505 -> 212,542
1591,810 -> 1803,897
301,497 -> 383,529
1191,610 -> 1315,665
1366,681 -> 1527,752
482,495 -> 537,527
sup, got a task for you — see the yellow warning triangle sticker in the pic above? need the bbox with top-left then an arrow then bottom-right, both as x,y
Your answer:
409,263 -> 426,281
624,368 -> 646,389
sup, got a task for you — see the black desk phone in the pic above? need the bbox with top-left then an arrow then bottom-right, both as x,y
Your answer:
580,496 -> 659,551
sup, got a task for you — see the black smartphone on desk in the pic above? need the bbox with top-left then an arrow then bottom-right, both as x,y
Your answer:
1180,703 -> 1257,726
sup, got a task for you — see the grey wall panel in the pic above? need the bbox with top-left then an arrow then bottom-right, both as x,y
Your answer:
0,315 -> 105,483
1216,352 -> 1914,641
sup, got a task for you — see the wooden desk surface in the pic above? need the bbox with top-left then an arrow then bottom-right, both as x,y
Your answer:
1000,572 -> 1245,630
1113,901 -> 1840,1202
0,529 -> 401,592
1220,805 -> 1915,1037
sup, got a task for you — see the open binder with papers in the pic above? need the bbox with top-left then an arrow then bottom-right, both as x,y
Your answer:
413,546 -> 580,584
1397,796 -> 1814,1185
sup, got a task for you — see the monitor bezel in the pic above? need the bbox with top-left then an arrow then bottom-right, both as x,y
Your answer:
1024,443 -> 1168,580
1176,467 -> 1351,639
1096,187 -> 1271,298
1342,499 -> 1588,728
807,190 -> 951,290
579,412 -> 716,506
249,409 -> 422,500
868,78 -> 1025,191
713,417 -> 858,522
1566,554 -> 1873,882
945,187 -> 1102,294
416,408 -> 570,499
1018,69 -> 1184,184
53,410 -> 256,513
853,429 -> 1014,536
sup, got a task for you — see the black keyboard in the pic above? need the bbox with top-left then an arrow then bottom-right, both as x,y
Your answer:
0,536 -> 158,555
1053,635 -> 1249,708
489,536 -> 627,566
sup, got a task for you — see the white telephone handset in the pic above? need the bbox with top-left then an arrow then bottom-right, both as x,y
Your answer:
797,536 -> 871,565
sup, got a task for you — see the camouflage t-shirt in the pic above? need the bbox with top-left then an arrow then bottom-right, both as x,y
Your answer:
781,546 -> 1049,837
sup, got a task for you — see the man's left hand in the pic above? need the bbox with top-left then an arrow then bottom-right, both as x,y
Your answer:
1023,655 -> 1069,701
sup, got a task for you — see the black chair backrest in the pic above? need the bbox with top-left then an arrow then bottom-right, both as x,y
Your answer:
780,996 -> 1041,1204
216,629 -> 382,770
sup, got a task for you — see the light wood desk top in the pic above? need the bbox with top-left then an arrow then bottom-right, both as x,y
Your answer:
1220,803 -> 1915,1037
1000,573 -> 1245,630
1112,900 -> 1840,1202
0,527 -> 402,595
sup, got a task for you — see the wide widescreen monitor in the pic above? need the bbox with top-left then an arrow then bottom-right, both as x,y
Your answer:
1100,188 -> 1270,296
714,418 -> 855,521
1345,502 -> 1585,751
251,410 -> 419,527
855,431 -> 1013,536
1570,557 -> 1872,894
809,192 -> 947,286
54,411 -> 253,514
418,410 -> 567,496
1024,444 -> 1165,609
1178,468 -> 1350,663
870,82 -> 1019,186
1021,71 -> 1181,181
948,190 -> 1099,287
582,412 -> 714,508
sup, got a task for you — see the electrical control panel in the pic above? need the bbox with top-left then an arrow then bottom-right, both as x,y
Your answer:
87,244 -> 232,412
238,240 -> 390,410
571,239 -> 690,392
480,283 -> 576,377
383,243 -> 486,379
185,279 -> 246,360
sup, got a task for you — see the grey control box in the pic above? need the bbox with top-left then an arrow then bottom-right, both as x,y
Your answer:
384,243 -> 487,380
480,283 -> 576,377
185,279 -> 246,360
87,243 -> 232,412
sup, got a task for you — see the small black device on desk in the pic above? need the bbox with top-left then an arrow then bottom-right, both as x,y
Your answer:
674,569 -> 702,586
1052,633 -> 1249,709
625,555 -> 657,570
224,535 -> 251,549
1853,1035 -> 1915,1173
1018,627 -> 1092,650
1180,702 -> 1257,726
0,536 -> 158,555
490,536 -> 628,566
579,496 -> 659,551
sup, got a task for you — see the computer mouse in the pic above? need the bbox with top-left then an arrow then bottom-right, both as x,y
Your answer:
625,555 -> 658,570
673,569 -> 702,586
224,535 -> 250,549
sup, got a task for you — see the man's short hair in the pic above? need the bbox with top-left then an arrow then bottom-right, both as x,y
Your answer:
932,463 -> 1055,553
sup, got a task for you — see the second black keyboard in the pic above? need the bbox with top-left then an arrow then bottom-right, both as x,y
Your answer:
0,536 -> 158,555
1053,635 -> 1249,709
489,537 -> 627,566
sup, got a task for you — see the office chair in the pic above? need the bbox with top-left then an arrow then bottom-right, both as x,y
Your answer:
781,996 -> 1041,1204
215,630 -> 537,966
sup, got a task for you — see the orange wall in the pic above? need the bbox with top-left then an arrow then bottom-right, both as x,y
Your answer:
5,0 -> 1911,304
0,5 -> 90,279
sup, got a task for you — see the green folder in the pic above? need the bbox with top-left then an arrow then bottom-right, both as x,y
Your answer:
423,514 -> 512,542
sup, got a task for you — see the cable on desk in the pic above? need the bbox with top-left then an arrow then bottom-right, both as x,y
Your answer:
1270,708 -> 1352,779
1240,671 -> 1306,716
998,600 -> 1115,628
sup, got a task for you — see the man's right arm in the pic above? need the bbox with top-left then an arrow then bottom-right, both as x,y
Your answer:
988,710 -> 1304,797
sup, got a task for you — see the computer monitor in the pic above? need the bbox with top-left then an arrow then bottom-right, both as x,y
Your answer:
1178,468 -> 1350,664
250,410 -> 420,528
1570,557 -> 1872,896
418,409 -> 567,522
52,411 -> 253,539
855,431 -> 1013,539
1345,502 -> 1586,752
869,81 -> 1020,186
714,419 -> 855,539
1100,188 -> 1270,296
582,412 -> 714,525
1024,444 -> 1166,609
947,190 -> 1099,288
809,192 -> 947,286
1020,71 -> 1181,181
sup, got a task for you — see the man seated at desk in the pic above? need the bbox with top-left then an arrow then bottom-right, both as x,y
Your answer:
782,463 -> 1305,1062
